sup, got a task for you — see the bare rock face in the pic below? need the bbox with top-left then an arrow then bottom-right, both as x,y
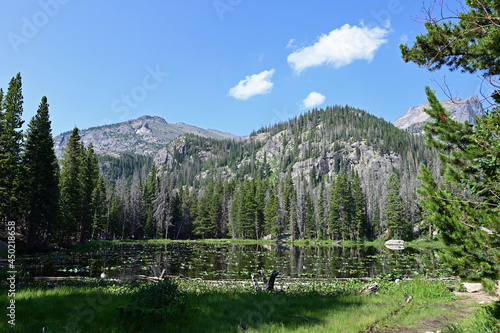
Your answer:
54,115 -> 242,158
393,95 -> 484,132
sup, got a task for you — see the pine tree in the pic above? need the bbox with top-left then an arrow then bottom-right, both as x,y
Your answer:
328,178 -> 340,240
384,173 -> 406,240
304,190 -> 316,239
193,179 -> 216,238
21,96 -> 59,250
351,172 -> 367,241
317,181 -> 326,239
91,176 -> 107,239
59,128 -> 83,245
239,180 -> 257,238
108,189 -> 121,238
417,89 -> 500,280
153,174 -> 172,239
372,199 -> 381,240
129,173 -> 146,238
264,187 -> 279,237
80,143 -> 99,242
254,176 -> 266,240
400,0 -> 500,87
144,166 -> 158,237
0,73 -> 24,223
401,0 -> 500,280
329,172 -> 352,240
212,176 -> 225,238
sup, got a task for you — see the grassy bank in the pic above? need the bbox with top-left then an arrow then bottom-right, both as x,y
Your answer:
72,237 -> 444,251
2,277 -> 494,333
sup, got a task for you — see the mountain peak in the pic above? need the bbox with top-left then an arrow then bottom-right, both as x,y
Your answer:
54,115 -> 242,157
134,115 -> 168,124
393,95 -> 483,132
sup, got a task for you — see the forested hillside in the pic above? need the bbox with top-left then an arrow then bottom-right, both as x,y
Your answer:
101,105 -> 440,243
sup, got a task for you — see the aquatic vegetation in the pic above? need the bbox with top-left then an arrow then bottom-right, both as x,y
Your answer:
14,241 -> 450,282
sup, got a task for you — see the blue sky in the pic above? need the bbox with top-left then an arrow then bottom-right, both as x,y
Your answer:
0,0 -> 483,136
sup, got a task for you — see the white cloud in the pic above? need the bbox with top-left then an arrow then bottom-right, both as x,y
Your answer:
302,92 -> 326,109
286,38 -> 296,49
287,24 -> 389,74
228,69 -> 275,100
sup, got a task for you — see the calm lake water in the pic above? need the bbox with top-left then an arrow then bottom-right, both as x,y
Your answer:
19,242 -> 448,280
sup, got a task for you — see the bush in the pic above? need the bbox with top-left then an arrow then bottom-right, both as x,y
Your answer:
118,278 -> 186,318
481,278 -> 498,295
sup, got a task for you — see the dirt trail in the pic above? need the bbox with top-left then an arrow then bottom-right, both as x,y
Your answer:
363,284 -> 499,333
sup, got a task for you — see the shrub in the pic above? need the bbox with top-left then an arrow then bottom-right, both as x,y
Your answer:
118,278 -> 186,318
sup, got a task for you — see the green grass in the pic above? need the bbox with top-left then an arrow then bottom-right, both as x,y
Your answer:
72,238 -> 445,251
0,278 -> 464,333
442,301 -> 500,333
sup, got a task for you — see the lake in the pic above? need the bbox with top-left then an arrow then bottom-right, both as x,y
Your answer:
18,241 -> 449,280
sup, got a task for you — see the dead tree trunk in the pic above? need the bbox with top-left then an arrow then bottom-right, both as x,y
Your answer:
251,270 -> 280,292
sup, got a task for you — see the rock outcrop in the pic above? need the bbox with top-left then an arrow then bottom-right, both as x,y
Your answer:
54,115 -> 242,157
393,95 -> 483,132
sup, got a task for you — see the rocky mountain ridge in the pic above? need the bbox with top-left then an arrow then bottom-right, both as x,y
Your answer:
53,115 -> 243,157
152,105 -> 435,223
393,95 -> 484,132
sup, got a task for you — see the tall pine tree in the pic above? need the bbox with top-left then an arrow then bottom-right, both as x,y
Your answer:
21,96 -> 59,250
59,128 -> 83,245
80,143 -> 99,242
402,0 -> 500,280
0,73 -> 24,223
384,173 -> 406,240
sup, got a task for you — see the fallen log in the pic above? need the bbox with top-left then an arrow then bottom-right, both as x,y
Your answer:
360,282 -> 379,294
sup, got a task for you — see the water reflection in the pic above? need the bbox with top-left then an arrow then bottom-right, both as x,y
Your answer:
18,242 -> 447,280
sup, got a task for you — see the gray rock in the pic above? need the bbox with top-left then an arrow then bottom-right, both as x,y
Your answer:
54,115 -> 243,158
393,95 -> 484,132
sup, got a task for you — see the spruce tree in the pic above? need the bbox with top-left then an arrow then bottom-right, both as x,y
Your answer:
80,143 -> 99,242
144,166 -> 158,237
108,189 -> 121,238
417,89 -> 500,280
372,199 -> 381,240
0,73 -> 24,223
402,0 -> 500,280
153,175 -> 172,239
384,173 -> 406,240
329,172 -> 352,240
59,128 -> 83,245
304,190 -> 316,239
264,187 -> 279,237
21,96 -> 59,250
91,176 -> 107,239
193,179 -> 215,238
317,181 -> 326,239
351,172 -> 367,241
212,176 -> 225,238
